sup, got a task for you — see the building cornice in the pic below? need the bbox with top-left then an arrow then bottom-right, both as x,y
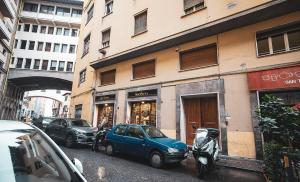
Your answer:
90,0 -> 300,69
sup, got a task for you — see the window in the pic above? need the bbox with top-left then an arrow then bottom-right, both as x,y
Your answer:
79,69 -> 86,84
132,60 -> 155,79
180,44 -> 217,70
33,59 -> 40,69
50,60 -> 57,70
45,43 -> 51,52
11,57 -> 15,65
114,125 -> 126,136
58,61 -> 65,71
61,44 -> 67,53
48,27 -> 54,34
23,3 -> 38,12
288,30 -> 300,50
18,25 -> 21,31
63,28 -> 70,36
40,5 -> 54,14
83,34 -> 90,56
37,42 -> 43,51
14,39 -> 18,49
75,105 -> 82,119
71,29 -> 78,37
56,7 -> 70,16
16,58 -> 23,68
20,40 -> 27,49
102,29 -> 110,48
24,24 -> 30,32
41,60 -> 48,70
56,28 -> 62,35
40,26 -> 46,33
66,62 -> 73,72
53,43 -> 60,52
69,45 -> 76,54
184,0 -> 205,14
25,59 -> 31,69
86,5 -> 94,24
105,0 -> 113,15
100,69 -> 116,85
134,10 -> 147,35
32,25 -> 38,32
256,22 -> 300,56
127,126 -> 145,139
72,9 -> 82,17
28,41 -> 35,50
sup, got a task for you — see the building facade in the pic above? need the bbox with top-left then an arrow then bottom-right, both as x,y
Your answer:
71,0 -> 300,159
0,0 -> 22,119
0,0 -> 83,120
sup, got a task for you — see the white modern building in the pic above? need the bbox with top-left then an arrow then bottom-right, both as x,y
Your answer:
11,0 -> 82,74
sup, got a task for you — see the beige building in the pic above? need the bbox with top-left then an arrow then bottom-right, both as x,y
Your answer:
70,0 -> 300,160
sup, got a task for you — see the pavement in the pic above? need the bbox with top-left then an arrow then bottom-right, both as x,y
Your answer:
61,145 -> 265,182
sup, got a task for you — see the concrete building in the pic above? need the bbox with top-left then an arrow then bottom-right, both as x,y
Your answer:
0,0 -> 83,120
0,0 -> 22,119
70,0 -> 300,160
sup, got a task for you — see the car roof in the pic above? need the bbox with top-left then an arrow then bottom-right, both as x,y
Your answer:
0,120 -> 33,131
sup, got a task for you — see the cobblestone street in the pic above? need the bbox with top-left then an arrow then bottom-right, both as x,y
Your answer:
62,146 -> 264,182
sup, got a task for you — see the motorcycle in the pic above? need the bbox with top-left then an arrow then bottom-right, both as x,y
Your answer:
92,125 -> 111,152
192,127 -> 220,177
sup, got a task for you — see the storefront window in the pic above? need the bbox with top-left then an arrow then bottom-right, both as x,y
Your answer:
97,104 -> 114,127
130,101 -> 156,126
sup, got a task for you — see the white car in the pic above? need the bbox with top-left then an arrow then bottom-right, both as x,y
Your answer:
0,120 -> 87,182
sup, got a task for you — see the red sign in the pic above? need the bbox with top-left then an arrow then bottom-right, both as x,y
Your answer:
248,65 -> 300,91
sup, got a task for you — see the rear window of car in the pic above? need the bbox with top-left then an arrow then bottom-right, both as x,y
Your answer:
114,126 -> 126,136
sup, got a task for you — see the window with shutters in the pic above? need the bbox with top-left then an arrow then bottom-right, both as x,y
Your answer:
102,29 -> 110,48
86,5 -> 94,24
83,34 -> 90,56
132,60 -> 155,80
134,10 -> 147,35
256,21 -> 300,57
105,0 -> 113,16
79,69 -> 86,85
100,69 -> 116,85
184,0 -> 205,14
180,44 -> 217,71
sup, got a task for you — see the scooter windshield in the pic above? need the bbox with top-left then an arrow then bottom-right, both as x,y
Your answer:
195,129 -> 208,146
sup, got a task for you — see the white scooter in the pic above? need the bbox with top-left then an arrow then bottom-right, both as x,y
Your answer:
191,127 -> 220,177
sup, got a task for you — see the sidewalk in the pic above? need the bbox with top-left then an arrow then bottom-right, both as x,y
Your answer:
181,155 -> 265,182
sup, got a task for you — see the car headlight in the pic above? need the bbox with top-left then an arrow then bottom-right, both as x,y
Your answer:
168,148 -> 179,153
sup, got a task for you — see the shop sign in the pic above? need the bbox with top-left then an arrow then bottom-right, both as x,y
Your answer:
128,89 -> 157,98
248,65 -> 300,91
95,94 -> 115,102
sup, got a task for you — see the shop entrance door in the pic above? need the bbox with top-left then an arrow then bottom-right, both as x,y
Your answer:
183,96 -> 219,145
97,104 -> 114,128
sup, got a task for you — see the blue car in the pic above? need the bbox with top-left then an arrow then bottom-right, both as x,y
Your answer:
105,124 -> 188,168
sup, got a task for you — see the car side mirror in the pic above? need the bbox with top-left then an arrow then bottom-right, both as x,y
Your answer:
72,158 -> 83,174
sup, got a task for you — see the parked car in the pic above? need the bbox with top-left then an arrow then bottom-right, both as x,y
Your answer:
105,124 -> 189,168
45,118 -> 97,148
32,116 -> 55,130
0,120 -> 87,182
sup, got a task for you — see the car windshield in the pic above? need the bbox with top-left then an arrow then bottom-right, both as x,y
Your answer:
70,119 -> 90,127
0,128 -> 78,182
142,126 -> 166,138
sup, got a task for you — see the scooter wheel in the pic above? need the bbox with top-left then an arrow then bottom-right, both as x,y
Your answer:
197,162 -> 206,178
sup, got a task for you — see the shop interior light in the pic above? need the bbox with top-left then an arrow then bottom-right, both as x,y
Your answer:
105,104 -> 108,106
141,101 -> 145,104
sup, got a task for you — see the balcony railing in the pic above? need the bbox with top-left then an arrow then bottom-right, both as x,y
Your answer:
21,11 -> 81,25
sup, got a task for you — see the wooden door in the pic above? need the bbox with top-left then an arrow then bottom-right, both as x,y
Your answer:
183,96 -> 219,145
184,99 -> 201,145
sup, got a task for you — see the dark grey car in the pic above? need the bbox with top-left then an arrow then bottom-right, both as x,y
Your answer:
45,118 -> 97,148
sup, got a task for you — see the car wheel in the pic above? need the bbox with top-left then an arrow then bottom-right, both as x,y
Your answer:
65,135 -> 75,148
105,143 -> 114,156
150,151 -> 164,168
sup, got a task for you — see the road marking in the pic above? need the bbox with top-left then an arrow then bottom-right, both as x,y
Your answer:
98,166 -> 106,180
